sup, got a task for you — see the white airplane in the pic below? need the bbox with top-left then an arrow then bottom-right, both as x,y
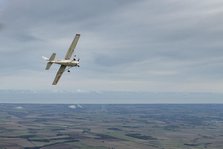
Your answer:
42,34 -> 80,85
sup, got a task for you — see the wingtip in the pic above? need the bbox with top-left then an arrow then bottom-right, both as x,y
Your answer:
52,81 -> 57,85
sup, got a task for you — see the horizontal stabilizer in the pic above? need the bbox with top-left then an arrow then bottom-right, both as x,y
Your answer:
49,53 -> 56,61
45,53 -> 56,70
45,62 -> 53,70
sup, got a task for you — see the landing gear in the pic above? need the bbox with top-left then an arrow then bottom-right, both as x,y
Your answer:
73,55 -> 76,61
68,70 -> 70,72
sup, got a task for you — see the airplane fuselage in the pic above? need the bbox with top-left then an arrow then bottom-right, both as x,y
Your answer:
43,34 -> 81,85
52,59 -> 79,67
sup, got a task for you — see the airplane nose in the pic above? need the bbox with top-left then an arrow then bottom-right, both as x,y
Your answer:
76,61 -> 80,65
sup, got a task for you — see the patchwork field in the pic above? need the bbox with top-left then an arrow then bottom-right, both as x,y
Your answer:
0,104 -> 223,149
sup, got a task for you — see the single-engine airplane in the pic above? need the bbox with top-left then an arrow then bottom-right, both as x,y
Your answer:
42,34 -> 80,85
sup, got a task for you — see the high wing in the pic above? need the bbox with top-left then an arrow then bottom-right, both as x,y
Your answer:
65,34 -> 80,60
52,65 -> 67,85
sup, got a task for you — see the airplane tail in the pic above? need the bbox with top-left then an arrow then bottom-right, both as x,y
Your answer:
42,56 -> 49,61
43,53 -> 56,70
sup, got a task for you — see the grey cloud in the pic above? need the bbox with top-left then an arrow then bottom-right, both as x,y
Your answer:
0,0 -> 223,98
1,90 -> 223,103
0,23 -> 3,30
14,33 -> 43,42
2,0 -> 136,25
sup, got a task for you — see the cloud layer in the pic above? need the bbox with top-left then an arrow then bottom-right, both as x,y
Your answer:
0,0 -> 223,102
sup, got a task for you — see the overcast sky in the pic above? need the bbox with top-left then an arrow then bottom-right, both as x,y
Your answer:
0,0 -> 223,103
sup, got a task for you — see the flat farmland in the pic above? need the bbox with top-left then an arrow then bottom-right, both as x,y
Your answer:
0,104 -> 223,149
